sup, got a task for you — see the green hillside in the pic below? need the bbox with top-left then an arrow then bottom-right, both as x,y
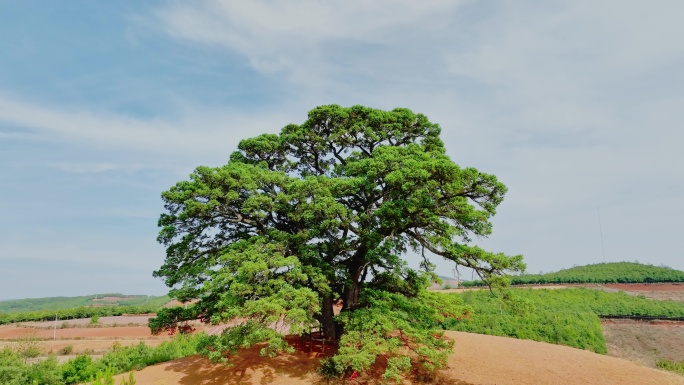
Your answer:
460,262 -> 684,286
0,293 -> 170,313
444,287 -> 684,353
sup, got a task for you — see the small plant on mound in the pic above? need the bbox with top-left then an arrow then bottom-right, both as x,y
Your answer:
14,332 -> 41,362
90,315 -> 100,325
658,359 -> 684,375
87,366 -> 136,385
59,345 -> 74,355
119,372 -> 136,385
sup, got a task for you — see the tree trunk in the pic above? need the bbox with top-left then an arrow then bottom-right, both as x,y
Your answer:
320,295 -> 336,340
342,245 -> 366,312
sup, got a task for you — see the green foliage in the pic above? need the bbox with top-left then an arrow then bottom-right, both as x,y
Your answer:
62,354 -> 97,384
327,290 -> 469,382
98,333 -> 200,372
148,306 -> 199,335
90,315 -> 100,325
0,294 -> 169,313
119,372 -> 137,385
0,347 -> 28,385
0,332 -> 192,385
657,359 -> 684,375
154,105 -> 523,379
461,262 -> 684,286
87,366 -> 115,385
27,355 -> 62,385
445,288 -> 684,353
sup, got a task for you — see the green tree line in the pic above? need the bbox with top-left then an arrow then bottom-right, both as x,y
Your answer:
0,305 -> 163,326
0,295 -> 169,313
460,262 -> 684,286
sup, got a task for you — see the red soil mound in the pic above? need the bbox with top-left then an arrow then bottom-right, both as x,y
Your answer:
114,331 -> 684,385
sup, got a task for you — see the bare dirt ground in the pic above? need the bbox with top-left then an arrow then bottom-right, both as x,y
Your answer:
599,283 -> 684,301
602,319 -> 684,368
111,331 -> 684,385
17,314 -> 154,328
0,325 -> 157,339
432,283 -> 684,301
431,285 -> 570,293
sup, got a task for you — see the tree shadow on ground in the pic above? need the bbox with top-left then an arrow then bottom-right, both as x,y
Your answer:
161,336 -> 329,385
162,335 -> 476,385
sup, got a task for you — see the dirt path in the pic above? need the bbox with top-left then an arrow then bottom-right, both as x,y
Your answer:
113,331 -> 684,385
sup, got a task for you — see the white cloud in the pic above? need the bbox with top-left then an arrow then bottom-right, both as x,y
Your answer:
0,93 -> 300,167
154,0 -> 467,85
4,0 -> 684,285
47,162 -> 132,174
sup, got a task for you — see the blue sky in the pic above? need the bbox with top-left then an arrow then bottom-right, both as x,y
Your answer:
1,1 -> 683,299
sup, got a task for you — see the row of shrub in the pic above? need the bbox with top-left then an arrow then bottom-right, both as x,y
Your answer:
0,305 -> 162,325
442,287 -> 684,353
0,333 -> 200,385
460,262 -> 684,286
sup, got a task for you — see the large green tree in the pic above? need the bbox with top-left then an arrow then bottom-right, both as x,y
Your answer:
152,105 -> 523,380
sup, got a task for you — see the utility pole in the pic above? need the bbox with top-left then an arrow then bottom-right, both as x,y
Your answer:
597,207 -> 606,261
53,313 -> 58,340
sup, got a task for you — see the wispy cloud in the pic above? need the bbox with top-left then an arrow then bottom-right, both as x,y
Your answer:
0,93 -> 299,165
153,0 -> 468,86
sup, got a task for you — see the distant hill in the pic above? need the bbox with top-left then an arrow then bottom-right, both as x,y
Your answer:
0,293 -> 170,313
460,262 -> 684,287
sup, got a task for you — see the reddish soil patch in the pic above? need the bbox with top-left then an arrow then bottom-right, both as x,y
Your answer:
113,331 -> 684,385
432,285 -> 569,294
163,299 -> 199,308
0,326 -> 157,339
596,283 -> 684,301
603,283 -> 684,291
19,315 -> 154,328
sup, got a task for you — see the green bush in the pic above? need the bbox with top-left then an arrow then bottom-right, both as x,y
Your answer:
62,354 -> 97,384
657,359 -> 684,375
27,355 -> 62,385
0,347 -> 28,385
59,345 -> 74,355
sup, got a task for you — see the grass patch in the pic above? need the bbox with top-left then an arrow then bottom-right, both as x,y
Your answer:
657,359 -> 684,375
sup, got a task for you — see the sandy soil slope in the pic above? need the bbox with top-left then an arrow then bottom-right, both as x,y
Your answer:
603,320 -> 684,367
113,331 -> 684,385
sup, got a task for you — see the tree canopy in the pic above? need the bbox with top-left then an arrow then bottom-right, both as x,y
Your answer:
152,105 -> 524,380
